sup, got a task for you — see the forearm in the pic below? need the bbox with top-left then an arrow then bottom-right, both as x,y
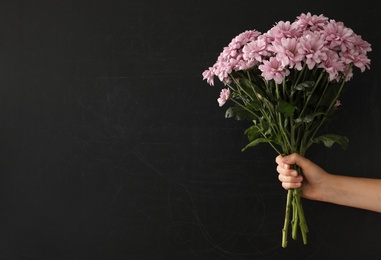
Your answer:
322,174 -> 381,213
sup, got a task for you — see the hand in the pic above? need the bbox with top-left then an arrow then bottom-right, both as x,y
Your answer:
276,153 -> 329,201
276,153 -> 381,212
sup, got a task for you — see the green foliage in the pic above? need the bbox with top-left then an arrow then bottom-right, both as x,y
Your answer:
294,81 -> 314,91
294,112 -> 325,123
223,67 -> 350,155
241,137 -> 276,152
277,100 -> 295,117
225,106 -> 257,121
313,134 -> 349,150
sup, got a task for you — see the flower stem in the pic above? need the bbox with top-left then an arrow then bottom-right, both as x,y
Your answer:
281,155 -> 309,247
282,189 -> 293,248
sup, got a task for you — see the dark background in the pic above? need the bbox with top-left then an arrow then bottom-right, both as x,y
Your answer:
0,1 -> 380,259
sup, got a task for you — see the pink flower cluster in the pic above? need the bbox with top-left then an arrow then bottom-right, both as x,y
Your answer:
203,13 -> 371,87
217,88 -> 230,107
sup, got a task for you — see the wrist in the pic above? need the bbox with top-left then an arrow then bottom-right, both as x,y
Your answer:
313,171 -> 336,203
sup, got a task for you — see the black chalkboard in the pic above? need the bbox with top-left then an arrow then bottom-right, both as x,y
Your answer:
0,0 -> 380,259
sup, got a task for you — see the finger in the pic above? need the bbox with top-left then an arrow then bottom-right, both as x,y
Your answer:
278,173 -> 303,183
275,155 -> 283,164
277,165 -> 298,177
278,174 -> 303,190
281,181 -> 302,190
276,158 -> 291,172
275,155 -> 290,168
282,153 -> 312,169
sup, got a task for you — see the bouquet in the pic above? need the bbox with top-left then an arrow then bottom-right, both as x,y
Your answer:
202,12 -> 371,247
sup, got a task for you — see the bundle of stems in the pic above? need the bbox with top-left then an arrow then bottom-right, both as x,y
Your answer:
224,65 -> 351,247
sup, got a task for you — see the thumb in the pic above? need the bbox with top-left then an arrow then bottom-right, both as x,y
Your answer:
282,153 -> 311,168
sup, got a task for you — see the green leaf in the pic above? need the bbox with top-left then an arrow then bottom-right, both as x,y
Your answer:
244,125 -> 261,142
234,110 -> 250,121
241,138 -> 273,151
294,81 -> 315,91
239,77 -> 267,100
225,106 -> 256,121
225,107 -> 236,118
277,100 -> 295,117
294,112 -> 325,123
257,118 -> 271,136
248,99 -> 261,111
313,134 -> 349,150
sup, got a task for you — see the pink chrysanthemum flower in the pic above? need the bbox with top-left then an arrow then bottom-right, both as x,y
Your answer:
341,49 -> 371,72
299,31 -> 328,69
352,34 -> 372,54
265,21 -> 301,44
203,30 -> 262,85
202,67 -> 215,86
295,12 -> 328,31
319,50 -> 346,81
217,88 -> 230,107
270,37 -> 304,70
242,35 -> 270,67
258,57 -> 290,84
213,60 -> 233,82
228,30 -> 261,49
324,20 -> 354,52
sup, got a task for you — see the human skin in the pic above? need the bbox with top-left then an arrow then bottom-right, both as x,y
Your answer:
276,153 -> 381,213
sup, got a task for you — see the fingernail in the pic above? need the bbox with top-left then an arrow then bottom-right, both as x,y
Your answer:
290,171 -> 297,176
